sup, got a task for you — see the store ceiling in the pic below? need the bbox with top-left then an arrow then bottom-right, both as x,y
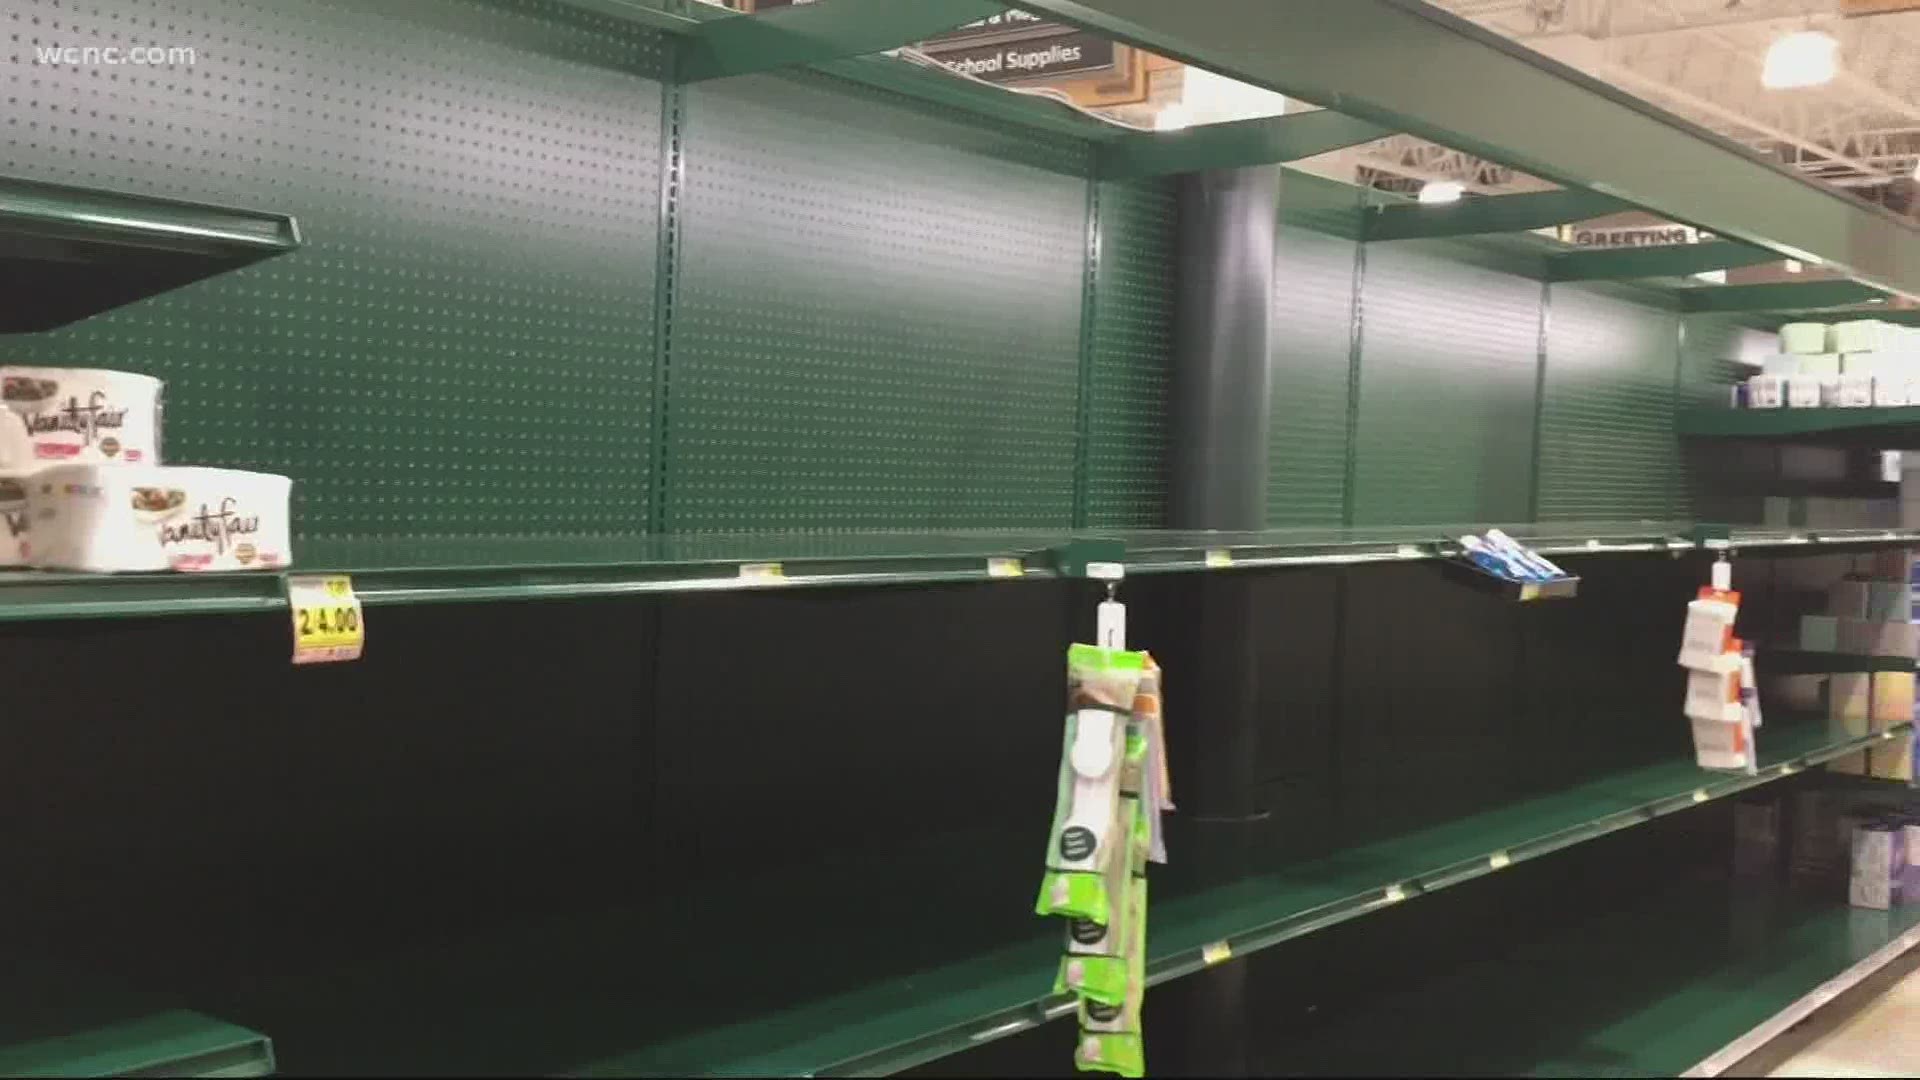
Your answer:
1416,0 -> 1920,210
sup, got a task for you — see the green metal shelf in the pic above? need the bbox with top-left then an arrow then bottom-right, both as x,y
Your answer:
213,719 -> 1906,1078
1762,650 -> 1918,675
0,174 -> 301,333
0,1011 -> 274,1078
1680,406 -> 1920,448
1263,874 -> 1920,1077
2,522 -> 1915,623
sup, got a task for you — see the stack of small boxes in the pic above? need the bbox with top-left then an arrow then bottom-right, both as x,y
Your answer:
1742,319 -> 1920,410
1679,575 -> 1760,772
1800,549 -> 1918,780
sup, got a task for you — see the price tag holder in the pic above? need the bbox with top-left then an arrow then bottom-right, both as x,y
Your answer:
738,562 -> 787,585
1204,549 -> 1233,569
288,574 -> 365,665
987,557 -> 1024,579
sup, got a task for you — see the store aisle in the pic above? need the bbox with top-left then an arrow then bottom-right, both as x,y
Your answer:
1761,950 -> 1920,1077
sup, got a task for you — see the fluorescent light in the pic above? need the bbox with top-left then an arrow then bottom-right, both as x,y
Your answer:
1419,180 -> 1465,205
1784,259 -> 1804,274
1762,30 -> 1838,89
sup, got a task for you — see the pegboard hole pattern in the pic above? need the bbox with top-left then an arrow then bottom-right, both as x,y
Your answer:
1351,240 -> 1542,526
663,72 -> 1088,532
1084,178 -> 1174,528
1536,285 -> 1683,521
3,0 -> 666,540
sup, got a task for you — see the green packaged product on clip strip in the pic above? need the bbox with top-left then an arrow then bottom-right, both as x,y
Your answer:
1038,646 -> 1147,923
1064,799 -> 1141,956
1075,877 -> 1148,1078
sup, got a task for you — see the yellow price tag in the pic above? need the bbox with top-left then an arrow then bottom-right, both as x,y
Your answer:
738,562 -> 786,584
1519,583 -> 1540,601
987,557 -> 1024,578
1201,941 -> 1232,966
1204,549 -> 1233,569
288,574 -> 364,665
1488,851 -> 1511,870
1384,884 -> 1407,903
1692,788 -> 1709,804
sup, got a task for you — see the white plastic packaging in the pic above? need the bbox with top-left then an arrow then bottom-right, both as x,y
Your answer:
0,472 -> 28,568
1786,376 -> 1823,408
1831,319 -> 1889,356
0,367 -> 161,468
1778,322 -> 1828,355
26,464 -> 291,573
1745,375 -> 1784,408
1825,374 -> 1874,408
1873,376 -> 1908,408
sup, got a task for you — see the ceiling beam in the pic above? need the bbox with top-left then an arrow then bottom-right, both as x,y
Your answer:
1365,188 -> 1630,241
1009,0 -> 1920,298
677,0 -> 1002,83
1681,280 -> 1888,313
1097,111 -> 1394,179
1547,239 -> 1782,282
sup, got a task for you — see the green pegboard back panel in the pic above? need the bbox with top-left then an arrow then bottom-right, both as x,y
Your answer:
1535,284 -> 1683,520
4,0 -> 667,541
1268,195 -> 1361,527
1084,177 -> 1175,528
664,70 -> 1090,532
1679,313 -> 1766,407
1349,239 -> 1541,526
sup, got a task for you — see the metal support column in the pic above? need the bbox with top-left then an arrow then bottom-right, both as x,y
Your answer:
1161,164 -> 1280,1077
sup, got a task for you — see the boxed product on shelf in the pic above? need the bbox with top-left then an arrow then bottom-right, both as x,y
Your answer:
1850,821 -> 1907,910
1831,319 -> 1892,355
1872,672 -> 1916,728
1744,374 -> 1784,409
1871,733 -> 1916,783
0,471 -> 26,568
0,367 -> 161,467
1799,614 -> 1839,652
1822,374 -> 1874,408
1909,823 -> 1920,899
1779,322 -> 1829,355
1874,376 -> 1909,408
1869,548 -> 1914,581
1830,579 -> 1912,623
1830,672 -> 1872,733
25,464 -> 291,573
1786,376 -> 1823,408
1836,619 -> 1918,658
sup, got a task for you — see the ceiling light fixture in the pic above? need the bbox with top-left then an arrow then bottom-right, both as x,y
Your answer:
1761,30 -> 1839,89
1418,180 -> 1465,205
